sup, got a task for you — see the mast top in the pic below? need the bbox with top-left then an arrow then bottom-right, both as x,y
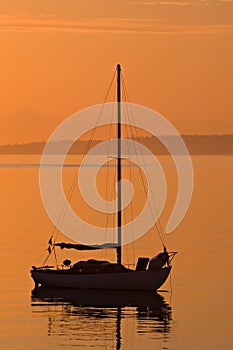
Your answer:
117,64 -> 121,71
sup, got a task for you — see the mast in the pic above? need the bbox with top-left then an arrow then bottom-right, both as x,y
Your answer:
116,64 -> 122,265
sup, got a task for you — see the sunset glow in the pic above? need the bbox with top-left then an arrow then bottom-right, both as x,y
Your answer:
0,0 -> 232,143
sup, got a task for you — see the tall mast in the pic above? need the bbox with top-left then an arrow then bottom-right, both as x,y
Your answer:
116,64 -> 122,265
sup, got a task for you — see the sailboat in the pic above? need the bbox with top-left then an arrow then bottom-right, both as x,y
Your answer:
31,64 -> 176,291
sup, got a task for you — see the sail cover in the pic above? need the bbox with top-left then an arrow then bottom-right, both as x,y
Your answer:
54,242 -> 118,250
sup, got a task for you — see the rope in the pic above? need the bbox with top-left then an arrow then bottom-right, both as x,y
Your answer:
122,103 -> 136,266
38,71 -> 117,266
122,74 -> 166,248
38,68 -> 167,267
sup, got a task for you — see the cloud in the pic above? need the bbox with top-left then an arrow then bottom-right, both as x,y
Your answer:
135,0 -> 233,5
0,15 -> 232,35
137,1 -> 191,5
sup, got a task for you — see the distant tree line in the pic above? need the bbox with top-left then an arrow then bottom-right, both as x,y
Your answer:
0,135 -> 232,155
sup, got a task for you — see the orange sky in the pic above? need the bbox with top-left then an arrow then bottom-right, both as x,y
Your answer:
0,0 -> 233,144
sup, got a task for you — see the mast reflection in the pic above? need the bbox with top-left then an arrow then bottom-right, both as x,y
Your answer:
31,288 -> 173,349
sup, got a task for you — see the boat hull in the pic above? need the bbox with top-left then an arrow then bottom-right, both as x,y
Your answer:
31,267 -> 171,291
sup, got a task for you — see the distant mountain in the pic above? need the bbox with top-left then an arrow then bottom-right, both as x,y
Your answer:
0,108 -> 59,145
0,135 -> 232,155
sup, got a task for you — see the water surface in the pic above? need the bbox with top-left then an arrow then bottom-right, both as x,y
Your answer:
0,155 -> 232,349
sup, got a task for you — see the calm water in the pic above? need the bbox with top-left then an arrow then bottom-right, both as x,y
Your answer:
0,155 -> 232,350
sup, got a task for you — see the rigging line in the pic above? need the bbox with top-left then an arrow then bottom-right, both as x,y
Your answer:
122,78 -> 165,246
122,202 -> 129,266
126,156 -> 136,266
122,91 -> 136,265
82,71 -> 117,158
52,166 -> 80,244
169,271 -> 173,305
36,248 -> 49,265
45,159 -> 80,247
122,75 -> 165,242
112,87 -> 118,246
41,245 -> 58,268
122,75 -> 166,247
48,71 -> 117,246
62,72 -> 117,253
42,242 -> 59,266
42,250 -> 51,265
104,94 -> 116,241
63,72 -> 116,228
122,84 -> 166,247
128,107 -> 166,247
107,156 -> 118,244
102,103 -> 117,260
113,158 -> 117,244
53,245 -> 58,268
102,107 -> 114,261
119,133 -> 133,266
109,87 -> 118,246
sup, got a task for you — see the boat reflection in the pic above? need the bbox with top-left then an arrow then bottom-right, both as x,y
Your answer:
31,288 -> 173,349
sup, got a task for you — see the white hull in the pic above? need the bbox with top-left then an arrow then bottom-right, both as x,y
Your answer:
31,267 -> 171,291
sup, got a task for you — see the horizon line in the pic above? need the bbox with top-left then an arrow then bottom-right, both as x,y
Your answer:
0,134 -> 233,147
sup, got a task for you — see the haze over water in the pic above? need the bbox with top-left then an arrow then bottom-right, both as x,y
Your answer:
1,0 -> 232,348
0,155 -> 232,350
